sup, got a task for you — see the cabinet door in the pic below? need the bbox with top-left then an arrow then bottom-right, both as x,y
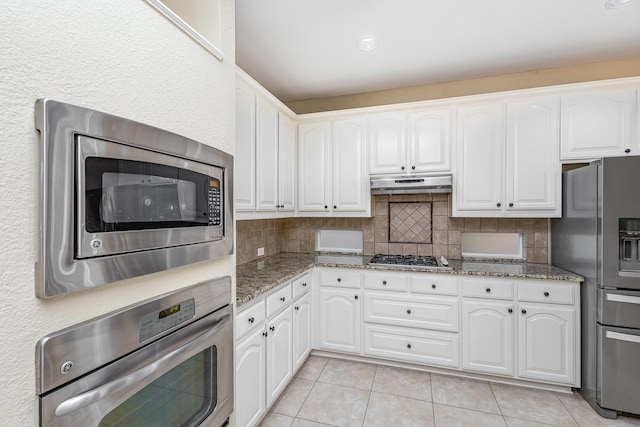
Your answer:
298,122 -> 331,212
506,97 -> 560,215
235,79 -> 256,211
518,304 -> 576,384
319,287 -> 361,354
462,300 -> 515,376
266,307 -> 293,406
235,327 -> 266,427
293,292 -> 312,371
561,89 -> 634,159
409,108 -> 451,173
278,113 -> 296,211
332,118 -> 368,212
256,97 -> 279,211
368,112 -> 407,174
455,104 -> 504,213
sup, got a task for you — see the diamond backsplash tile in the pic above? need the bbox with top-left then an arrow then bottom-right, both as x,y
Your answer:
389,202 -> 432,243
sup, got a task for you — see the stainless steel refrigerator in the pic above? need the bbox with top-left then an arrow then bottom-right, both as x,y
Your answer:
552,156 -> 640,418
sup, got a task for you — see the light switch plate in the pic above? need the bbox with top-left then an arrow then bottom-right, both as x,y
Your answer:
257,247 -> 265,256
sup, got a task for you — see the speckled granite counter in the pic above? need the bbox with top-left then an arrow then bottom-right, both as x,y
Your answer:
236,253 -> 583,307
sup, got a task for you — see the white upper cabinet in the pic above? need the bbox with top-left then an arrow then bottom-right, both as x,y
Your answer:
453,97 -> 561,217
409,108 -> 452,173
298,121 -> 331,212
560,89 -> 636,160
256,97 -> 279,211
369,109 -> 452,174
332,118 -> 368,212
454,103 -> 504,213
506,97 -> 560,215
298,117 -> 370,215
278,113 -> 296,211
369,112 -> 407,174
235,78 -> 256,211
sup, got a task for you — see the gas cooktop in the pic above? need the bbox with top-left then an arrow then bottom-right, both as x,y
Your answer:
368,254 -> 451,270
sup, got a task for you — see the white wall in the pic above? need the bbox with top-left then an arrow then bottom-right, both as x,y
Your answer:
0,1 -> 235,425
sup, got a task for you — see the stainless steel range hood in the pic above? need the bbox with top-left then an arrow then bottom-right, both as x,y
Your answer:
370,173 -> 452,195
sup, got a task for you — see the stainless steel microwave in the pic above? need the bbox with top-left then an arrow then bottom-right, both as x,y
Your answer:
35,99 -> 234,298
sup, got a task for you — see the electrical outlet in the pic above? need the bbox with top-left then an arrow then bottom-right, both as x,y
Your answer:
257,247 -> 265,256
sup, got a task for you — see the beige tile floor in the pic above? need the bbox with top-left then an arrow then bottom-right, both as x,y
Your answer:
258,356 -> 640,427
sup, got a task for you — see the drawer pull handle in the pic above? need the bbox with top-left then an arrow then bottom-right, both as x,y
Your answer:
406,343 -> 412,349
280,297 -> 286,302
432,284 -> 436,289
544,291 -> 550,297
486,288 -> 491,293
521,309 -> 527,315
248,317 -> 255,323
508,308 -> 513,313
295,306 -> 299,311
337,278 -> 342,283
383,280 -> 387,285
406,309 -> 412,315
269,326 -> 275,332
302,283 -> 307,287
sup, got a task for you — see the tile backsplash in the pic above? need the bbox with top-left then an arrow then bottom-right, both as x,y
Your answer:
236,195 -> 550,265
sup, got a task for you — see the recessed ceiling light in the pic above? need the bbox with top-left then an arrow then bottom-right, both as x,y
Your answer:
605,0 -> 638,9
357,36 -> 380,51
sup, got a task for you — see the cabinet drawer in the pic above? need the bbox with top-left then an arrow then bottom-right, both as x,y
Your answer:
292,272 -> 311,300
462,278 -> 514,300
266,284 -> 292,318
517,280 -> 575,305
410,274 -> 459,296
364,323 -> 459,368
236,299 -> 266,341
364,291 -> 458,332
364,272 -> 409,292
319,269 -> 361,288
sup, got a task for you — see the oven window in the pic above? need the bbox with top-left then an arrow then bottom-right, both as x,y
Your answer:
98,347 -> 217,427
84,157 -> 218,233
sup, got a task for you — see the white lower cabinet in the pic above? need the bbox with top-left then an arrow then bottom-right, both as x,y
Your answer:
318,287 -> 361,354
235,275 -> 311,427
461,300 -> 515,376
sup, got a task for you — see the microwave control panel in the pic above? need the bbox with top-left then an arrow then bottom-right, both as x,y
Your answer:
208,178 -> 222,226
139,298 -> 196,342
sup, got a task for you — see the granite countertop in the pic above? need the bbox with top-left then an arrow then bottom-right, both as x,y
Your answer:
235,252 -> 583,307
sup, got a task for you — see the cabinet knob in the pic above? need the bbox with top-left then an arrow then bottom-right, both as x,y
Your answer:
496,203 -> 502,207
269,326 -> 275,331
302,283 -> 307,287
508,308 -> 513,313
406,343 -> 412,349
333,205 -> 337,209
521,309 -> 527,315
295,306 -> 299,311
280,296 -> 286,302
509,203 -> 514,207
486,288 -> 491,293
248,317 -> 255,323
337,278 -> 342,282
406,309 -> 412,315
382,280 -> 387,285
354,295 -> 358,300
401,166 -> 405,171
432,284 -> 436,289
263,331 -> 268,337
625,148 -> 631,153
544,291 -> 550,297
411,165 -> 416,170
324,205 -> 328,209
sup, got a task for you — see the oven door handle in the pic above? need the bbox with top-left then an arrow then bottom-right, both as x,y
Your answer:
54,313 -> 230,417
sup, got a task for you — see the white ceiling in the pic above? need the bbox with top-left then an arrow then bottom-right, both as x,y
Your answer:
235,0 -> 640,102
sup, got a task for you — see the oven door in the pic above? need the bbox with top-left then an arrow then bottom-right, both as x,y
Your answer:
40,305 -> 233,427
76,135 -> 224,259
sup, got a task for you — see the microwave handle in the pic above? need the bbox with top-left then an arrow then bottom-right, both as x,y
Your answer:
55,313 -> 230,417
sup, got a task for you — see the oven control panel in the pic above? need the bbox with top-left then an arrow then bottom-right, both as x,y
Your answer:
139,298 -> 196,342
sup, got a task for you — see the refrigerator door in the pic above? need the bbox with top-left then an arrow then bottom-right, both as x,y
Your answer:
599,288 -> 640,329
598,325 -> 640,414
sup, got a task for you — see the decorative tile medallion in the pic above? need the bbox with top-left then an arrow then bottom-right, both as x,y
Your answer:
389,202 -> 432,243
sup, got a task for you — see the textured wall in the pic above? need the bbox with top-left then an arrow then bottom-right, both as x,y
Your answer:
0,1 -> 235,424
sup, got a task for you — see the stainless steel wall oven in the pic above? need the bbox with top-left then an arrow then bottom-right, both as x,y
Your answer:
35,99 -> 234,298
36,276 -> 233,427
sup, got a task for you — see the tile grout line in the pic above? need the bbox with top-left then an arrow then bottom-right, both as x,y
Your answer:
487,381 -> 507,424
360,363 -> 380,426
429,372 -> 436,427
554,391 -> 581,427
